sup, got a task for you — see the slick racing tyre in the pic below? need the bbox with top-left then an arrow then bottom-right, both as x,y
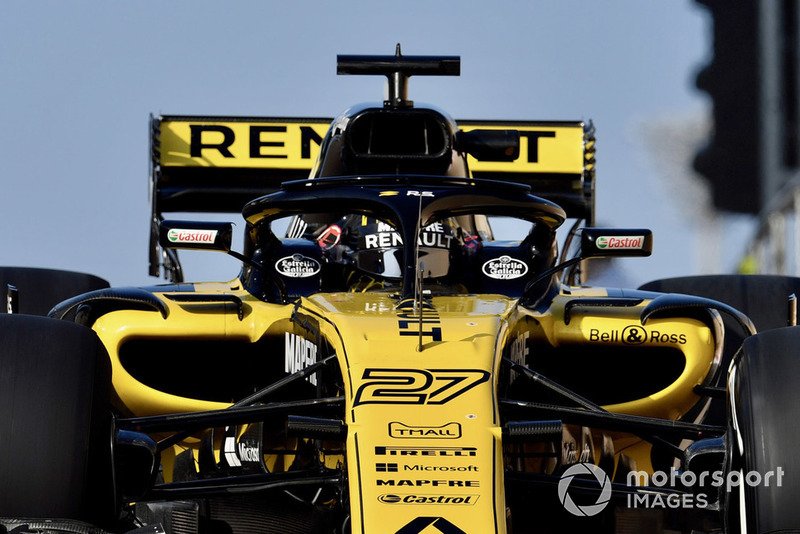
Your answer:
726,326 -> 800,533
0,315 -> 114,525
0,267 -> 109,316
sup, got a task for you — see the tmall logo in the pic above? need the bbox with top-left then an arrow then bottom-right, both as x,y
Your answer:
557,463 -> 612,516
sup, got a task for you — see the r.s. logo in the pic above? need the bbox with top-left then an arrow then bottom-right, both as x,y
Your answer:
353,369 -> 490,407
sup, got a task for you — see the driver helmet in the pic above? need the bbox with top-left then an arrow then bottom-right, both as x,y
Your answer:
318,215 -> 462,290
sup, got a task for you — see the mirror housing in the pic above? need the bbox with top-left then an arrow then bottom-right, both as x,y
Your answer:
159,220 -> 233,252
580,228 -> 653,258
456,129 -> 520,162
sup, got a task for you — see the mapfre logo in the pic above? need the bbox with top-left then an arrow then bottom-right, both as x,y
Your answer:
353,369 -> 489,407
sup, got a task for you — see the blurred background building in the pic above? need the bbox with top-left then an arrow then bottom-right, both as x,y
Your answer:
693,0 -> 800,276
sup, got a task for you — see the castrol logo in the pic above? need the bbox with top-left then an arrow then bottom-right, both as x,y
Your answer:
595,236 -> 644,250
167,229 -> 218,244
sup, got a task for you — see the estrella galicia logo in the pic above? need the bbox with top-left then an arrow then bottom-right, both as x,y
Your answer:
621,325 -> 646,345
481,255 -> 528,280
557,463 -> 612,516
274,254 -> 321,278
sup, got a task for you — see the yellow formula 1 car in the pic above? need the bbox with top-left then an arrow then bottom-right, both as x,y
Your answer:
2,48 -> 799,534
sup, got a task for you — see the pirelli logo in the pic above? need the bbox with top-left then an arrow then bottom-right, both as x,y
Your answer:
375,446 -> 477,457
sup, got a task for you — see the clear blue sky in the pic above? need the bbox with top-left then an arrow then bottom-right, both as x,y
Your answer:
1,1 -> 740,288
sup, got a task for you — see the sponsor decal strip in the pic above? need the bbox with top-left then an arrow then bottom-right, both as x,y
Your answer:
482,255 -> 528,280
389,422 -> 462,439
376,479 -> 480,487
285,333 -> 318,385
595,235 -> 645,250
376,463 -> 479,473
167,228 -> 218,243
588,326 -> 687,345
375,446 -> 478,457
379,493 -> 480,505
223,435 -> 241,467
275,254 -> 321,278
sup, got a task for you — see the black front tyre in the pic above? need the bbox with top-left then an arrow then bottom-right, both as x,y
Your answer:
0,315 -> 114,526
0,267 -> 109,316
726,326 -> 800,533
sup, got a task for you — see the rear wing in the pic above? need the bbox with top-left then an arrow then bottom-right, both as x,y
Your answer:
149,115 -> 331,277
151,115 -> 332,213
149,115 -> 595,278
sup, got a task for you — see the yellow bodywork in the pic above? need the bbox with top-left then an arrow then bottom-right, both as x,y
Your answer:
93,282 -> 718,534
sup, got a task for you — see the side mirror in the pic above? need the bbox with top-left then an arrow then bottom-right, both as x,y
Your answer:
580,228 -> 653,258
523,227 -> 653,305
159,220 -> 233,252
159,220 -> 275,284
456,129 -> 520,162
